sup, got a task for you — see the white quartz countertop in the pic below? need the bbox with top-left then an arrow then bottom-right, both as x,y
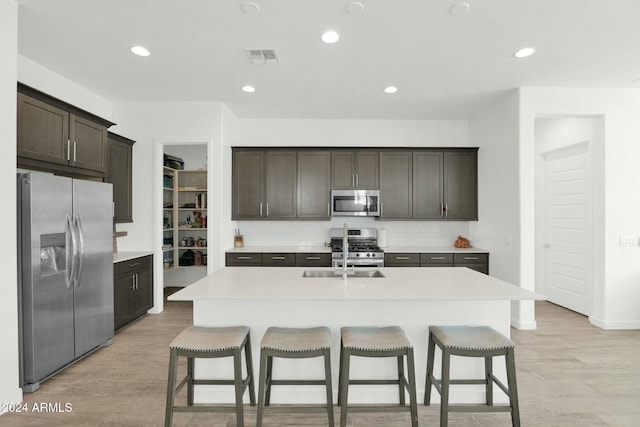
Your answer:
226,246 -> 331,253
169,267 -> 543,302
382,246 -> 489,253
113,251 -> 153,263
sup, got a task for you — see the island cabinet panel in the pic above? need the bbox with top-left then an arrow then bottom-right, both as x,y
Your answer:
17,85 -> 113,176
453,253 -> 489,275
297,151 -> 331,219
420,253 -> 454,267
331,151 -> 379,189
379,151 -> 413,219
226,252 -> 262,266
295,253 -> 332,267
384,253 -> 420,267
262,253 -> 296,267
113,255 -> 153,330
107,132 -> 135,223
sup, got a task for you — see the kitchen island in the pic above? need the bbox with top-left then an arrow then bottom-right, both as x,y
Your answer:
169,266 -> 543,405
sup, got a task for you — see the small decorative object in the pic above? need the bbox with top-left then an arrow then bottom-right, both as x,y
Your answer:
187,237 -> 195,247
197,238 -> 206,247
234,228 -> 244,248
179,249 -> 195,266
454,235 -> 471,248
186,214 -> 191,224
194,250 -> 203,266
180,238 -> 187,247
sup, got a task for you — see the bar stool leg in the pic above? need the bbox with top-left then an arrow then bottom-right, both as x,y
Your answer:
397,355 -> 406,406
506,348 -> 521,427
244,334 -> 256,406
339,347 -> 351,427
164,349 -> 178,427
257,349 -> 269,427
233,349 -> 244,427
323,348 -> 335,427
265,354 -> 274,405
337,340 -> 343,406
406,348 -> 419,427
440,348 -> 451,427
485,356 -> 493,406
424,331 -> 436,405
187,357 -> 194,406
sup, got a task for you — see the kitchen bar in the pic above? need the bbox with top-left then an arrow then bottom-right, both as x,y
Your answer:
169,266 -> 543,405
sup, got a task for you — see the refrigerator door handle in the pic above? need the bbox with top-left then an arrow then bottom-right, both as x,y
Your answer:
72,215 -> 86,287
65,214 -> 75,288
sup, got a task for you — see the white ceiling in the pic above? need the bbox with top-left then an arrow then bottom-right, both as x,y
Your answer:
16,0 -> 640,120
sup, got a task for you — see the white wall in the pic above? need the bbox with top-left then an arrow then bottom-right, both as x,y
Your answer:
521,88 -> 640,329
1,0 -> 22,410
468,90 -> 536,329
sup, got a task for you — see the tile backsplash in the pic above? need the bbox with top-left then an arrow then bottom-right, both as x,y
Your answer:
233,218 -> 470,247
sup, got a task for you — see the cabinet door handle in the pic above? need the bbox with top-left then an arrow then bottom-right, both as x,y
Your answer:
266,202 -> 270,216
464,256 -> 479,260
128,262 -> 141,268
444,203 -> 448,218
430,256 -> 445,260
73,141 -> 77,162
271,256 -> 285,260
381,202 -> 384,216
356,174 -> 359,187
352,174 -> 355,187
237,256 -> 253,260
306,256 -> 321,260
327,203 -> 330,216
395,256 -> 411,260
259,202 -> 263,216
67,139 -> 71,161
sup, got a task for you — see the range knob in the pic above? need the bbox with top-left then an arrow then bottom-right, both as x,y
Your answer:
366,253 -> 371,257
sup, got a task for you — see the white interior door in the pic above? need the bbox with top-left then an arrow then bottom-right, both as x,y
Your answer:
543,142 -> 592,315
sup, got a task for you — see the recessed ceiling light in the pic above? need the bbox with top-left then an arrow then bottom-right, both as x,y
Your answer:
242,2 -> 260,14
384,86 -> 398,94
242,85 -> 256,93
450,2 -> 470,15
514,47 -> 536,58
130,46 -> 150,57
346,2 -> 365,15
321,30 -> 340,44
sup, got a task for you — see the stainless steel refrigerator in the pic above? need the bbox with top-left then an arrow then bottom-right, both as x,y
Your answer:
17,172 -> 114,392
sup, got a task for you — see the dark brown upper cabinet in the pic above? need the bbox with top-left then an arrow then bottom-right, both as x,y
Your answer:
232,149 -> 297,220
107,132 -> 135,223
17,84 -> 114,177
379,151 -> 413,219
330,150 -> 379,189
297,151 -> 331,220
413,149 -> 478,220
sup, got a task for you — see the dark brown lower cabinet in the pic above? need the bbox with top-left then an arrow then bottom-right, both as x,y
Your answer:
114,255 -> 153,330
226,252 -> 262,266
453,253 -> 489,275
262,253 -> 296,267
226,252 -> 332,267
384,253 -> 420,267
295,253 -> 332,267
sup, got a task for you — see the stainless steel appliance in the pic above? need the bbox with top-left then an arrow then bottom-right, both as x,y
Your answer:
17,172 -> 114,392
331,189 -> 380,217
330,227 -> 384,267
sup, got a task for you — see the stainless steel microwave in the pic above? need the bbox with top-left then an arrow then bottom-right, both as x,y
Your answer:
331,189 -> 380,217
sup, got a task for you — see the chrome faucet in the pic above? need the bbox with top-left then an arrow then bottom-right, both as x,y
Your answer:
341,223 -> 350,279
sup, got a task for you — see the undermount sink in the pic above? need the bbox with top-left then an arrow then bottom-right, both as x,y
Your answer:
302,270 -> 385,278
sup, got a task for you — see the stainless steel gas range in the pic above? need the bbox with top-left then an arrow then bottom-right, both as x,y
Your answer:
330,227 -> 384,268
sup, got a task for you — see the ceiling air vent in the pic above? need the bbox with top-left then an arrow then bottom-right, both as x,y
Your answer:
247,49 -> 279,64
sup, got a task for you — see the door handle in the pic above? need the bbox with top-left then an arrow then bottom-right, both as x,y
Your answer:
67,140 -> 71,161
395,256 -> 411,260
306,256 -> 321,260
237,256 -> 253,260
259,202 -> 263,216
72,215 -> 85,287
73,141 -> 77,162
266,202 -> 270,216
271,256 -> 285,260
65,214 -> 74,288
464,256 -> 479,260
430,256 -> 445,260
356,174 -> 359,187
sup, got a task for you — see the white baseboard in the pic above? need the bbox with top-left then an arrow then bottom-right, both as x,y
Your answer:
510,318 -> 537,330
590,316 -> 640,330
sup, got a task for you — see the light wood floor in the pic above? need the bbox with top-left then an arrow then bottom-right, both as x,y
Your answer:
2,292 -> 640,426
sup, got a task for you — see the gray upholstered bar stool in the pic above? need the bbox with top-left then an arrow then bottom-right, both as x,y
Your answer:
338,326 -> 418,427
164,325 -> 256,427
424,325 -> 520,427
257,326 -> 334,427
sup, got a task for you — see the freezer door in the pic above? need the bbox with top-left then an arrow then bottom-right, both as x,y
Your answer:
18,173 -> 75,386
72,179 -> 114,356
